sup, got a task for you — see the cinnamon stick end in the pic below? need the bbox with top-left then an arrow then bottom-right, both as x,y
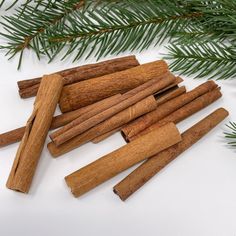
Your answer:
6,183 -> 29,194
113,187 -> 127,201
120,130 -> 131,143
47,142 -> 60,158
64,175 -> 81,198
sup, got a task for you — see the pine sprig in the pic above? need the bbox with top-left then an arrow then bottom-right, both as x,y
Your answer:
1,0 -> 236,80
44,1 -> 202,62
0,0 -> 39,10
187,0 -> 236,39
225,122 -> 236,147
0,0 -> 90,68
166,41 -> 236,80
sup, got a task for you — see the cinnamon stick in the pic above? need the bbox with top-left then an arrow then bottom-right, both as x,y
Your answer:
127,87 -> 222,142
18,56 -> 139,98
0,127 -> 25,147
51,94 -> 122,130
122,81 -> 217,141
19,83 -> 40,99
114,108 -> 229,201
155,86 -> 186,106
6,74 -> 63,193
50,74 -> 175,146
92,126 -> 124,143
0,94 -> 121,148
153,76 -> 183,97
65,122 -> 182,197
59,60 -> 169,112
91,87 -> 187,144
48,95 -> 161,157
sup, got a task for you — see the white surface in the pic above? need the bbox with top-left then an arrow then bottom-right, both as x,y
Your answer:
0,9 -> 236,236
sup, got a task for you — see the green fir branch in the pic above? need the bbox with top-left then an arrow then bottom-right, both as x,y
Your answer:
0,0 -> 203,68
166,41 -> 236,80
44,1 -> 202,62
186,0 -> 236,39
225,122 -> 236,147
0,0 -> 91,68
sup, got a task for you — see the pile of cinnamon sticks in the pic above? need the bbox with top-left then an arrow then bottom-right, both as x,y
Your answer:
0,55 -> 229,200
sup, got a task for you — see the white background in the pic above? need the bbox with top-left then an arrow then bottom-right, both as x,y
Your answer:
0,4 -> 236,236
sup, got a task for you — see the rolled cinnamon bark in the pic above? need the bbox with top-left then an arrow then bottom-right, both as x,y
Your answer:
114,108 -> 229,201
50,74 -> 175,146
48,95 -> 160,157
59,60 -> 169,112
155,86 -> 186,106
18,56 -> 139,98
0,127 -> 25,147
127,87 -> 222,142
122,81 -> 217,140
6,74 -> 63,193
51,94 -> 122,130
65,122 -> 182,197
19,84 -> 40,99
153,76 -> 183,97
91,87 -> 187,144
92,126 -> 124,143
0,94 -> 121,148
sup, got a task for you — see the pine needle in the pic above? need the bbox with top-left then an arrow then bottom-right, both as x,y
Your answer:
224,122 -> 236,147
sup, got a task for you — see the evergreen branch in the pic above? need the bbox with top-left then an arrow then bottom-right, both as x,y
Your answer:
166,41 -> 236,80
0,0 -> 21,10
186,0 -> 236,39
224,122 -> 236,147
0,0 -> 90,68
44,0 -> 202,62
0,0 -> 37,10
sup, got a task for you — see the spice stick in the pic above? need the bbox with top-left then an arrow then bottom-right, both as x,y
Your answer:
59,60 -> 169,112
122,81 -> 217,141
91,87 -> 186,144
50,74 -> 175,146
65,122 -> 181,197
0,94 -> 121,148
48,95 -> 160,157
155,86 -> 186,106
92,126 -> 124,143
91,97 -> 158,143
153,76 -> 183,97
114,108 -> 229,201
0,127 -> 25,148
50,93 -> 123,141
128,87 -> 222,142
6,74 -> 63,193
51,94 -> 122,129
18,56 -> 139,98
19,83 -> 40,99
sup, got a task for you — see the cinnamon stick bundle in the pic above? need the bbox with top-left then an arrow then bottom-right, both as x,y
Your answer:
114,108 -> 229,201
122,81 -> 217,141
0,94 -> 121,148
65,123 -> 182,197
18,56 -> 139,98
91,86 -> 187,143
59,60 -> 169,112
0,81 -> 182,148
48,95 -> 160,157
127,87 -> 222,142
50,74 -> 175,146
6,74 -> 63,193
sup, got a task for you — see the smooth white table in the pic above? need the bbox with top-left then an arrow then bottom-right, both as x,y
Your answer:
0,8 -> 236,236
